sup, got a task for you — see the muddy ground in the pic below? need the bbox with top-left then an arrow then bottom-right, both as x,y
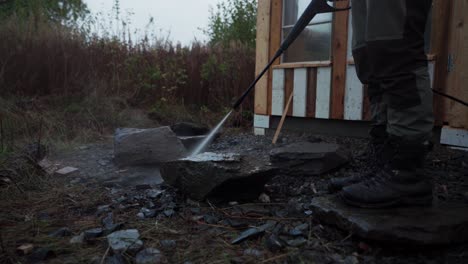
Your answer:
1,130 -> 468,264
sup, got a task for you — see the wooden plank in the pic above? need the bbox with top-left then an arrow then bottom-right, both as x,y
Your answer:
284,69 -> 294,116
446,0 -> 468,128
344,65 -> 363,120
272,61 -> 333,69
271,68 -> 285,116
267,0 -> 283,115
307,68 -> 318,118
254,0 -> 271,115
316,67 -> 332,119
293,68 -> 307,117
272,92 -> 294,145
330,0 -> 350,119
432,0 -> 452,126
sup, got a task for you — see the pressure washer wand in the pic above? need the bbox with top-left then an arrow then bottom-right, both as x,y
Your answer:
232,0 -> 350,110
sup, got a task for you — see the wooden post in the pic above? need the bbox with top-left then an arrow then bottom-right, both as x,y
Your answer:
445,0 -> 468,128
254,0 -> 272,115
330,0 -> 350,119
267,0 -> 283,115
431,0 -> 453,126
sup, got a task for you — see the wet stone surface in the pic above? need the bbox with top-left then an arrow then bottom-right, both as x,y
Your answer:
310,195 -> 468,245
270,142 -> 350,176
160,152 -> 277,201
33,131 -> 468,264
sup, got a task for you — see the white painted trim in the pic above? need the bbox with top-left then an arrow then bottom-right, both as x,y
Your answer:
441,126 -> 468,148
315,67 -> 332,119
254,128 -> 266,136
272,69 -> 285,116
293,68 -> 307,117
344,65 -> 363,121
253,114 -> 270,128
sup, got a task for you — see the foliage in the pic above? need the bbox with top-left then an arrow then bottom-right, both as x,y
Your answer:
0,0 -> 89,25
205,0 -> 257,48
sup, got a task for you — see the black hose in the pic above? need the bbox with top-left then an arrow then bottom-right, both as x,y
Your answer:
432,89 -> 468,107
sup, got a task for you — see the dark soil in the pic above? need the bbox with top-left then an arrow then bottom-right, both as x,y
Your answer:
1,130 -> 467,264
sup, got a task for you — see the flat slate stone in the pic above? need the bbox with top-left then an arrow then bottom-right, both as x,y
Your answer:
270,142 -> 349,176
107,229 -> 143,253
310,195 -> 468,245
160,152 -> 277,201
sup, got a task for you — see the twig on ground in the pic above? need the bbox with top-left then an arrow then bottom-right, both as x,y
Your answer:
37,118 -> 43,160
0,117 -> 4,153
206,199 -> 217,211
314,233 -> 331,252
99,246 -> 110,264
194,221 -> 237,231
221,212 -> 307,222
340,232 -> 353,243
220,202 -> 287,211
262,250 -> 297,263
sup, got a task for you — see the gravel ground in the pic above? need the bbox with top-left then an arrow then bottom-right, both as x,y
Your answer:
2,130 -> 468,264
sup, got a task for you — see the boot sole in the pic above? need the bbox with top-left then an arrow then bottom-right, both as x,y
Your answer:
339,193 -> 433,209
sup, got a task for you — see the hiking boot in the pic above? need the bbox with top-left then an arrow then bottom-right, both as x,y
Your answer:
339,136 -> 433,208
328,126 -> 387,193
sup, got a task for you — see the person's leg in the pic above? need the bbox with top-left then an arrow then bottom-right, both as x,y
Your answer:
351,0 -> 388,131
340,0 -> 434,208
328,0 -> 387,192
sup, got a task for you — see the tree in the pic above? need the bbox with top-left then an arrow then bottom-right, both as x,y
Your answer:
0,0 -> 89,25
205,0 -> 257,48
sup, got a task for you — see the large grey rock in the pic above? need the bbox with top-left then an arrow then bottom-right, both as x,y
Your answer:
270,142 -> 349,176
310,195 -> 468,245
160,152 -> 277,201
107,229 -> 143,253
114,127 -> 187,167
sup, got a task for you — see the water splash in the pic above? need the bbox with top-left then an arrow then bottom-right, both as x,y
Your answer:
191,110 -> 233,156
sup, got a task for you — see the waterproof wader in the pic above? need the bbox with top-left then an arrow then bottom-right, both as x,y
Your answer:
338,0 -> 435,207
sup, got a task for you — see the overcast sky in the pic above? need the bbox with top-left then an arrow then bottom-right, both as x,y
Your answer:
84,0 -> 221,44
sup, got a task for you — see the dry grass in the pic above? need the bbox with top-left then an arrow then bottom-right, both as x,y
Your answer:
0,12 -> 259,264
0,175 -> 111,263
0,15 -> 255,150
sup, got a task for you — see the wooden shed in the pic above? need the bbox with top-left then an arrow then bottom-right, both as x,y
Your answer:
253,0 -> 468,148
